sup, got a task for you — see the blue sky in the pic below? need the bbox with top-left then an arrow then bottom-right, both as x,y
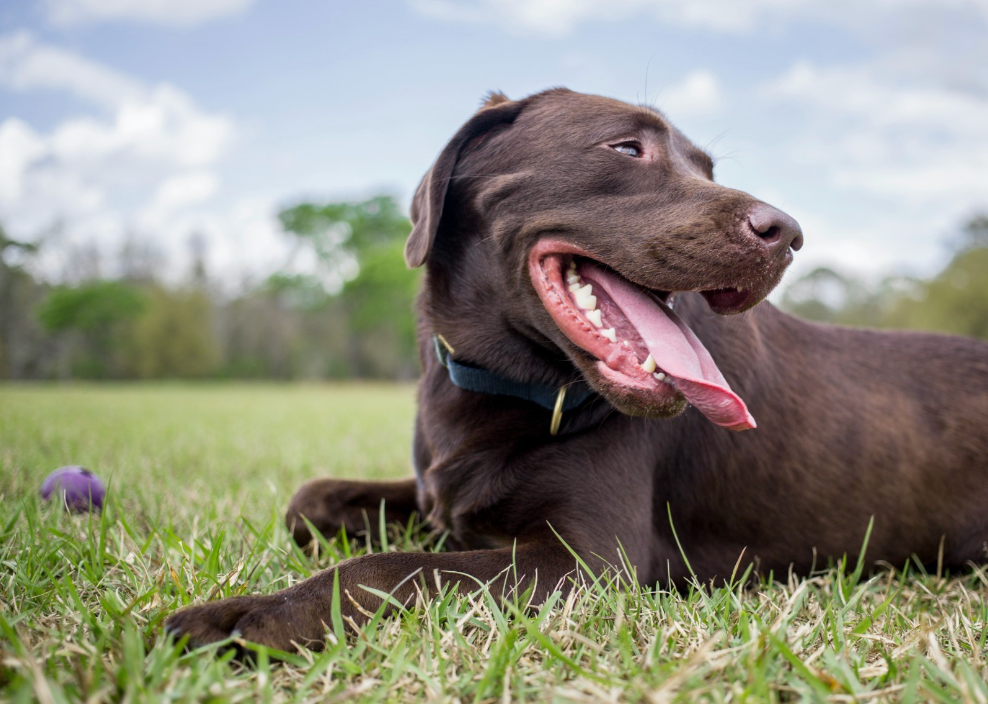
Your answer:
1,0 -> 987,292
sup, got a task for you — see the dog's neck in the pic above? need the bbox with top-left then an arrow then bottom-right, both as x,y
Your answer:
431,333 -> 601,435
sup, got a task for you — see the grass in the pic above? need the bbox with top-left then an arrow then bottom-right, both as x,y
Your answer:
2,383 -> 987,703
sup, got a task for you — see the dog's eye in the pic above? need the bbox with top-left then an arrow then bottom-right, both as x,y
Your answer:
611,143 -> 642,158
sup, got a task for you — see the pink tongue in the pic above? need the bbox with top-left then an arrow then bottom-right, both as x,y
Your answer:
591,270 -> 756,431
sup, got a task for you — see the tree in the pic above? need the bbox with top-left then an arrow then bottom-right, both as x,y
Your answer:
0,225 -> 48,378
124,286 -> 220,378
780,266 -> 903,328
37,281 -> 146,378
887,244 -> 988,340
276,196 -> 420,378
781,213 -> 988,341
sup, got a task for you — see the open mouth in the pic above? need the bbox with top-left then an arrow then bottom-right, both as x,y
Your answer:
529,240 -> 756,431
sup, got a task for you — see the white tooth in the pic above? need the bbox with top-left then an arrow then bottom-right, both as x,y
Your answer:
641,354 -> 656,373
586,309 -> 603,327
568,260 -> 577,271
568,283 -> 581,293
566,273 -> 581,285
602,327 -> 616,342
653,372 -> 666,381
574,284 -> 596,311
623,341 -> 630,348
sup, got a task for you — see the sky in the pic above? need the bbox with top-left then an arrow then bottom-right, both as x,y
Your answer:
1,0 -> 987,292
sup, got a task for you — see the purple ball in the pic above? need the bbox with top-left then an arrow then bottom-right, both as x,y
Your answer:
40,466 -> 105,512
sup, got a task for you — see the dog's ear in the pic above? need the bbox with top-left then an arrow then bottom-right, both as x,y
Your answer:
482,90 -> 511,108
405,95 -> 523,268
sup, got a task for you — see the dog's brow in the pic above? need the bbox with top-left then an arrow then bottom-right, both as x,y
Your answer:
588,112 -> 670,143
629,110 -> 670,134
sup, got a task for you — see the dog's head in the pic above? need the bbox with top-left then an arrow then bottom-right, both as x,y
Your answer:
407,88 -> 802,430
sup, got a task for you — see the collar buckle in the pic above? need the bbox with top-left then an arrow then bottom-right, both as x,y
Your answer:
549,385 -> 567,435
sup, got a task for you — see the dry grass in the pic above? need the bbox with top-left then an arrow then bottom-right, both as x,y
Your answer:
2,383 -> 987,703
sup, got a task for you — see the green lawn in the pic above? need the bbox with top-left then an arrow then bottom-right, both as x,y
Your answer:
2,384 -> 987,702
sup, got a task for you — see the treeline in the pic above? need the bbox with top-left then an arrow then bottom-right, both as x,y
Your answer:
780,214 -> 988,339
0,196 -> 420,381
1,206 -> 985,381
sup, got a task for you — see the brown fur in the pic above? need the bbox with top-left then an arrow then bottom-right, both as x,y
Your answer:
166,88 -> 988,652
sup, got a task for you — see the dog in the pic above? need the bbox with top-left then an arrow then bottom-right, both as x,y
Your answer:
166,88 -> 988,652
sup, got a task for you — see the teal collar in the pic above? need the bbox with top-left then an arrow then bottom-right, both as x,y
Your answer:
433,334 -> 597,435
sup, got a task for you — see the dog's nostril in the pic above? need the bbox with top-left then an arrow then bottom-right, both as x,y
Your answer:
747,204 -> 803,254
759,225 -> 781,243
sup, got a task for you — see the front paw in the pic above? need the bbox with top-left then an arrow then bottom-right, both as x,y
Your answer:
285,478 -> 370,546
165,596 -> 262,649
165,593 -> 325,653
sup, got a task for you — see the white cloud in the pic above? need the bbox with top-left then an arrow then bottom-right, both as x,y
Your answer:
0,33 -> 234,172
754,61 -> 988,283
46,86 -> 234,169
656,70 -> 722,118
0,118 -> 45,202
138,171 -> 218,230
0,31 -> 141,108
409,0 -> 812,35
762,62 -> 988,206
767,61 -> 988,134
774,204 -> 959,281
45,0 -> 256,26
410,0 -> 988,36
0,33 -> 261,282
205,197 -> 291,285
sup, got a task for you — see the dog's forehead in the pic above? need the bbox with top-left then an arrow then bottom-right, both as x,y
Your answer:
509,91 -> 709,169
520,91 -> 694,144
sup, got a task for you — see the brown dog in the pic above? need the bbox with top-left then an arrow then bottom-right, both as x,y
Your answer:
166,88 -> 988,651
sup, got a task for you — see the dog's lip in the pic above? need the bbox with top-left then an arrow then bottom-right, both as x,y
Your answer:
701,287 -> 756,314
527,241 -> 747,315
528,243 -> 681,399
528,239 -> 756,430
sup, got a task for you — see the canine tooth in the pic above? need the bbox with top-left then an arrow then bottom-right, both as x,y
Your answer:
653,372 -> 666,381
602,327 -> 616,342
641,354 -> 656,373
586,309 -> 603,327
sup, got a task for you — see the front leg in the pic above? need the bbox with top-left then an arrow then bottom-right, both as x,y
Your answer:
285,478 -> 419,547
165,542 -> 583,652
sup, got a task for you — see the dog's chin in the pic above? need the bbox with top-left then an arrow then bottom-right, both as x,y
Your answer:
528,239 -> 759,432
579,359 -> 690,418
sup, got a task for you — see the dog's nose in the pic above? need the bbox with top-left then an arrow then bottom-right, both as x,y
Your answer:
747,203 -> 803,254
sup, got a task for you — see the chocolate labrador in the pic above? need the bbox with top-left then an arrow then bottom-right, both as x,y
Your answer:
166,88 -> 988,651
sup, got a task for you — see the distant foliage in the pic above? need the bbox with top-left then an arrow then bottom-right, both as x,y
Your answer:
0,195 -> 421,380
125,286 -> 219,378
37,281 -> 147,378
781,214 -> 988,342
885,219 -> 988,340
0,227 -> 49,378
38,281 -> 147,335
275,196 -> 420,379
1,205 -> 983,381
